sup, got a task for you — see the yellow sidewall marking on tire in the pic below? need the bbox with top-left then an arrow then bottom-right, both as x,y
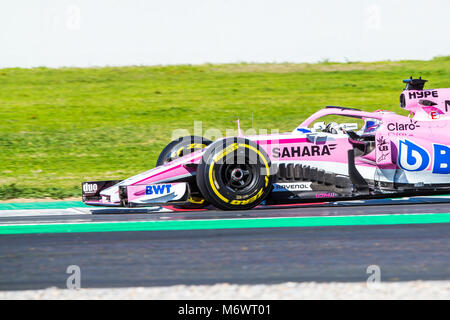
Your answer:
176,147 -> 185,157
172,144 -> 206,159
230,188 -> 264,205
188,143 -> 207,149
208,143 -> 270,205
238,144 -> 270,176
208,143 -> 239,203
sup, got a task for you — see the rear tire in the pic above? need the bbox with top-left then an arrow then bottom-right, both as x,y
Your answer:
196,137 -> 273,210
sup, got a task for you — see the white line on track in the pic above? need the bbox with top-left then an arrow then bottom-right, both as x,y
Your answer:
0,206 -> 170,218
0,208 -> 90,218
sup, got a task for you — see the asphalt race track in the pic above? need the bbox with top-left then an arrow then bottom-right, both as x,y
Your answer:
0,198 -> 449,291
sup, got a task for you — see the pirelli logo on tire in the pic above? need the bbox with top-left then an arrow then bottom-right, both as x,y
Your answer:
171,143 -> 207,158
230,188 -> 264,205
212,143 -> 239,163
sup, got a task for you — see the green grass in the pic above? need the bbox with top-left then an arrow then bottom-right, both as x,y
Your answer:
1,57 -> 449,199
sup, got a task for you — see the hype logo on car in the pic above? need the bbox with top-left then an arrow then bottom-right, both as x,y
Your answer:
398,140 -> 450,173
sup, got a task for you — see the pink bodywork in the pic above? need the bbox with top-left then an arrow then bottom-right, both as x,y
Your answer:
86,87 -> 450,206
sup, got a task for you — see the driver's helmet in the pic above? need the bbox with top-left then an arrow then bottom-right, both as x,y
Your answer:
360,118 -> 380,134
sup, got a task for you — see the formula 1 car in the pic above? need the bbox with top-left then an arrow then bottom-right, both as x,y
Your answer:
82,78 -> 450,210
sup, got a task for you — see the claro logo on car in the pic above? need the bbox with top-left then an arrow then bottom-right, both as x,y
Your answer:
387,119 -> 420,131
272,144 -> 337,158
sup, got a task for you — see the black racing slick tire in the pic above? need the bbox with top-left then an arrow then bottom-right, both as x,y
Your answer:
156,136 -> 212,166
196,137 -> 274,210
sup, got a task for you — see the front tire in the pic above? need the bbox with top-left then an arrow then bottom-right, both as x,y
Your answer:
196,137 -> 273,210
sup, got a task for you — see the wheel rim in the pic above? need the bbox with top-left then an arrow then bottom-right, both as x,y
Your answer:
221,162 -> 257,192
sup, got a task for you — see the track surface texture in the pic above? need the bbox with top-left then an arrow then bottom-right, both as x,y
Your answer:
2,201 -> 450,224
0,201 -> 449,291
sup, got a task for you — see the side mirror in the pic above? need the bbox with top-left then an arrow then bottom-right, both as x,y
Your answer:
418,99 -> 437,106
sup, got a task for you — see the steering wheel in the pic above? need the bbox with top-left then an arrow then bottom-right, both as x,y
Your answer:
324,122 -> 339,134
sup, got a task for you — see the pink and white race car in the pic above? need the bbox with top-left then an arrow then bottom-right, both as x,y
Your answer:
82,78 -> 450,210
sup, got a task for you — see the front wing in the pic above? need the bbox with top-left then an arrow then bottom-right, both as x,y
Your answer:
82,180 -> 191,207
